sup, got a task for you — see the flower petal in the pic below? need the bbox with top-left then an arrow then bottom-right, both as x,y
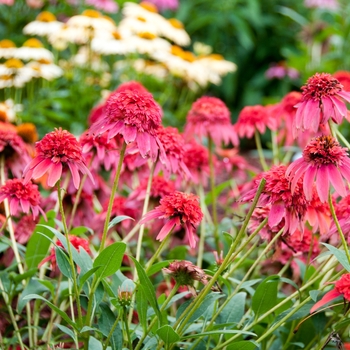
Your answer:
310,289 -> 342,314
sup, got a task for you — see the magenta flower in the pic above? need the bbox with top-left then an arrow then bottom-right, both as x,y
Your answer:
0,179 -> 45,219
23,128 -> 93,189
146,0 -> 179,11
139,191 -> 203,248
89,90 -> 166,163
85,0 -> 118,13
294,73 -> 350,137
184,96 -> 238,147
234,105 -> 277,139
286,135 -> 350,202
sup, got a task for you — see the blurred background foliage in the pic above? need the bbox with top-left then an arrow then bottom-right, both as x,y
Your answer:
1,0 -> 350,137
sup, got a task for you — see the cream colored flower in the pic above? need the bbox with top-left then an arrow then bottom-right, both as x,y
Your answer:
14,39 -> 54,62
0,40 -> 18,59
23,11 -> 64,37
118,16 -> 159,37
127,33 -> 171,55
133,58 -> 168,79
0,59 -> 35,88
91,30 -> 130,55
158,18 -> 190,46
197,54 -> 237,75
71,46 -> 109,71
27,60 -> 63,80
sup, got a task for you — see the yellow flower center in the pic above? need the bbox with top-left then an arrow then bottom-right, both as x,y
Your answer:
168,18 -> 184,29
171,45 -> 184,56
37,58 -> 51,64
82,9 -> 102,18
5,59 -> 24,69
16,123 -> 38,143
112,31 -> 122,40
181,51 -> 195,62
140,2 -> 158,13
1,75 -> 13,80
0,109 -> 7,122
23,38 -> 43,48
0,39 -> 16,48
138,32 -> 157,40
208,54 -> 224,61
36,11 -> 57,22
137,16 -> 147,22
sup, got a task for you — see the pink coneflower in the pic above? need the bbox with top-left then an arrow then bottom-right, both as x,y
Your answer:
293,73 -> 350,137
0,179 -> 45,219
155,125 -> 190,179
139,191 -> 203,248
115,80 -> 149,94
88,103 -> 106,126
80,131 -> 119,171
85,0 -> 118,13
23,128 -> 93,190
234,105 -> 277,139
89,90 -> 166,162
286,135 -> 350,202
15,215 -> 39,244
241,165 -> 308,235
184,96 -> 238,147
129,175 -> 175,202
0,129 -> 30,178
146,0 -> 179,11
39,235 -> 91,270
183,140 -> 210,185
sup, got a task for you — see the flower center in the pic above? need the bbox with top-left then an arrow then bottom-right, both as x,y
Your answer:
138,32 -> 157,40
137,16 -> 147,22
302,72 -> 343,101
168,18 -> 184,29
208,53 -> 224,61
303,135 -> 347,166
16,123 -> 38,143
5,59 -> 24,69
140,2 -> 158,12
112,31 -> 122,40
0,39 -> 16,48
23,38 -> 43,48
82,9 -> 101,18
36,11 -> 57,22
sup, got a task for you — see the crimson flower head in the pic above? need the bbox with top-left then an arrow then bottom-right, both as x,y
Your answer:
241,165 -> 308,235
139,191 -> 203,248
234,105 -> 277,139
184,96 -> 238,147
23,128 -> 93,190
310,273 -> 350,313
115,80 -> 149,94
0,179 -> 45,219
0,129 -> 30,178
294,72 -> 350,137
155,126 -> 191,179
89,89 -> 165,162
286,135 -> 350,202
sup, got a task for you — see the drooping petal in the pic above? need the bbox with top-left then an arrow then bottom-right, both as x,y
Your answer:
328,164 -> 346,197
316,166 -> 330,202
68,162 -> 81,190
303,166 -> 317,200
47,162 -> 62,187
156,218 -> 177,241
268,203 -> 285,227
310,289 -> 342,314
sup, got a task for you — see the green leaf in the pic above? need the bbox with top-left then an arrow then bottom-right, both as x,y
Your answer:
23,294 -> 78,330
12,269 -> 38,284
136,287 -> 148,331
217,292 -> 246,325
227,340 -> 258,350
18,279 -> 49,313
182,330 -> 257,340
108,215 -> 134,231
93,242 -> 126,279
88,336 -> 103,350
146,261 -> 171,276
252,275 -> 279,317
25,211 -> 55,272
322,243 -> 350,272
79,266 -> 101,291
130,256 -> 163,326
69,226 -> 93,236
55,324 -> 76,342
98,304 -> 122,350
156,325 -> 180,344
56,248 -> 73,279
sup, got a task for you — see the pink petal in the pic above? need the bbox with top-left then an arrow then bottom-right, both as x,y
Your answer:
328,164 -> 346,197
268,203 -> 285,227
321,97 -> 334,123
31,158 -> 53,179
339,161 -> 350,183
330,96 -> 347,123
303,99 -> 320,133
123,126 -> 137,143
139,209 -> 163,224
303,166 -> 317,200
316,166 -> 330,203
310,289 -> 342,314
185,221 -> 198,248
20,199 -> 30,213
337,90 -> 350,103
68,163 -> 81,190
156,218 -> 177,241
136,132 -> 150,158
47,162 -> 62,187
10,198 -> 19,215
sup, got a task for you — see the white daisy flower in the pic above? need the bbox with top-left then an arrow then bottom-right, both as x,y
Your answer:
14,39 -> 54,62
0,59 -> 35,88
0,99 -> 22,122
0,40 -> 18,59
23,11 -> 64,37
158,18 -> 190,46
126,33 -> 171,55
197,54 -> 237,76
27,60 -> 63,80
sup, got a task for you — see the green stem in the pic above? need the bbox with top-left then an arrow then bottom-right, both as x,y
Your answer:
134,282 -> 181,350
208,136 -> 220,251
254,129 -> 269,171
123,307 -> 133,350
173,179 -> 266,336
99,141 -> 127,253
57,181 -> 83,328
334,127 -> 350,149
329,192 -> 350,264
103,312 -> 122,350
145,234 -> 170,273
0,279 -> 25,350
196,184 -> 206,270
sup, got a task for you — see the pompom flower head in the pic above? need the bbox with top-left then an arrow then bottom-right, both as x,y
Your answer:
0,179 -> 45,219
23,128 -> 93,189
184,96 -> 238,147
139,191 -> 203,248
89,89 -> 166,162
294,72 -> 350,137
286,135 -> 350,202
310,273 -> 350,313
